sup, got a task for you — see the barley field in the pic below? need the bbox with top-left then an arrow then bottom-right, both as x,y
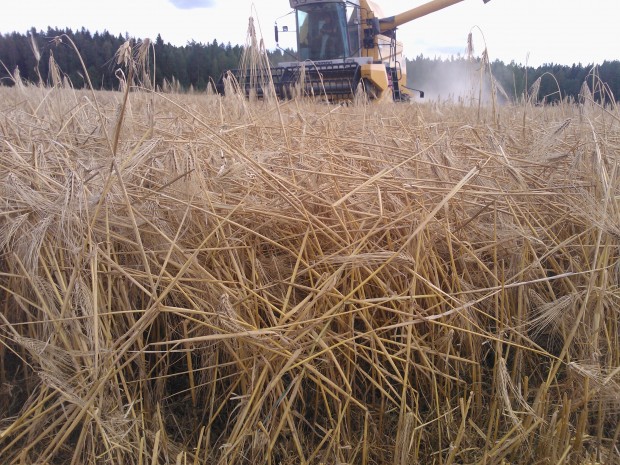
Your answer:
0,69 -> 619,464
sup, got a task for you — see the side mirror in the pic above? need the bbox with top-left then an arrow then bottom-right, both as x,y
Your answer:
275,24 -> 289,44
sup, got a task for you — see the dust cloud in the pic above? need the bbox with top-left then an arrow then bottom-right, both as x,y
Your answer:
408,58 -> 502,105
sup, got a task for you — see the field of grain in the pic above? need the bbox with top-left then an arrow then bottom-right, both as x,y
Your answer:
1,72 -> 619,464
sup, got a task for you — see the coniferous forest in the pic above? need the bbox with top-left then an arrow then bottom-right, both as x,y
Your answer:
1,27 -> 619,103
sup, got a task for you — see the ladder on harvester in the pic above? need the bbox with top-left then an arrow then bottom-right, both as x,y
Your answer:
388,63 -> 409,101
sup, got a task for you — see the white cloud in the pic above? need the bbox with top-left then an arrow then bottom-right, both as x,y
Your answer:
168,0 -> 215,10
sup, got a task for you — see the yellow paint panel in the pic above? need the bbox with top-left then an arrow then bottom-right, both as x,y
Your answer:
360,64 -> 389,92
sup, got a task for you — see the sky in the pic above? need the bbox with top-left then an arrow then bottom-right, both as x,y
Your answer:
0,0 -> 618,67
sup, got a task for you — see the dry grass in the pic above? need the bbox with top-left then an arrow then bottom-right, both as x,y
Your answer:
0,58 -> 619,465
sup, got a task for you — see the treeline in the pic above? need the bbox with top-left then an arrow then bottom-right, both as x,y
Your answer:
0,28 -> 255,90
1,27 -> 618,103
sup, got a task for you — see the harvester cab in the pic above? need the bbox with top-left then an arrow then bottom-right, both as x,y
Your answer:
217,0 -> 491,102
295,3 -> 356,62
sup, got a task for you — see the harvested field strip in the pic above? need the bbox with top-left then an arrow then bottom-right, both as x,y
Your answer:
0,83 -> 619,464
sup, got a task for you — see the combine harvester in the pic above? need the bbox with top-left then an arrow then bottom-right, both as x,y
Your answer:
217,0 -> 491,102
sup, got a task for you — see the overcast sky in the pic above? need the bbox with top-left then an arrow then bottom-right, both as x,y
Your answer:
0,0 -> 617,67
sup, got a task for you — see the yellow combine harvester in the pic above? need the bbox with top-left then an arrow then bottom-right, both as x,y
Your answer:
217,0 -> 491,102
